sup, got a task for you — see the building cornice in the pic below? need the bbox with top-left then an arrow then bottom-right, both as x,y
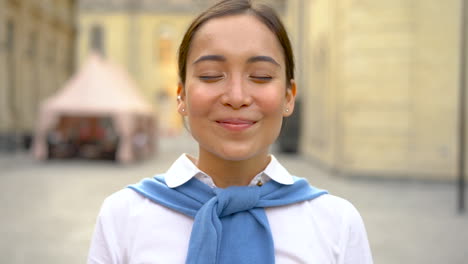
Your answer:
79,0 -> 285,15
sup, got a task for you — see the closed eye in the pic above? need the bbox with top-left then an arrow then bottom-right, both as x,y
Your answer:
199,75 -> 224,82
250,76 -> 273,83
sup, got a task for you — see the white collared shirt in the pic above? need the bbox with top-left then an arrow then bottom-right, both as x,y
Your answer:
165,154 -> 294,188
88,155 -> 373,264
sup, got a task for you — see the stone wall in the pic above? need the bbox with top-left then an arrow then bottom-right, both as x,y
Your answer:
302,0 -> 463,180
0,0 -> 77,149
78,0 -> 286,14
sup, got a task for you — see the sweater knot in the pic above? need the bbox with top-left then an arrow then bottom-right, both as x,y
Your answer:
215,186 -> 261,217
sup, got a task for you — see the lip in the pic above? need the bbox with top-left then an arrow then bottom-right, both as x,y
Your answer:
216,118 -> 257,132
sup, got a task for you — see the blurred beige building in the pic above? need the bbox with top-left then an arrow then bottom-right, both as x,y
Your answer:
76,0 -> 205,136
2,0 -> 466,181
300,0 -> 465,180
0,0 -> 77,150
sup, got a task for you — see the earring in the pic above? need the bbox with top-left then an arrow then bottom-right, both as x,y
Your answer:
182,108 -> 185,112
285,108 -> 289,113
177,95 -> 181,101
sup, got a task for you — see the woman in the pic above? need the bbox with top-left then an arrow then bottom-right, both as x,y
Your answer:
88,0 -> 373,263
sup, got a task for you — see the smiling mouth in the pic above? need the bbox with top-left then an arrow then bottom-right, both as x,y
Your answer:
216,119 -> 257,131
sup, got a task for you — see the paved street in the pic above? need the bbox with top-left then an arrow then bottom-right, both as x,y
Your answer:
1,133 -> 467,264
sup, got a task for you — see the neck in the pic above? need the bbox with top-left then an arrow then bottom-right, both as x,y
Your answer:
195,148 -> 270,188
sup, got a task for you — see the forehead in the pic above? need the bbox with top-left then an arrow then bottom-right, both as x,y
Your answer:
188,14 -> 284,63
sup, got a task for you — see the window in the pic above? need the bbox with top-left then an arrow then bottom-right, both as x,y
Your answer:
156,24 -> 174,64
47,39 -> 56,65
89,24 -> 105,56
6,20 -> 14,52
6,20 -> 17,124
26,31 -> 38,59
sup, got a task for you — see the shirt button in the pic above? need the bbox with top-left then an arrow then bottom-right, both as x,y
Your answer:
256,180 -> 263,187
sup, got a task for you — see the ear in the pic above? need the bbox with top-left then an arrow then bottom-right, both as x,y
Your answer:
177,82 -> 187,116
283,79 -> 297,117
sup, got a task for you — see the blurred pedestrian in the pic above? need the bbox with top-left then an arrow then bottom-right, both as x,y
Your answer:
88,0 -> 373,263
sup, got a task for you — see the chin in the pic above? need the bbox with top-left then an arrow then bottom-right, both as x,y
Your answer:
212,144 -> 268,162
217,153 -> 256,162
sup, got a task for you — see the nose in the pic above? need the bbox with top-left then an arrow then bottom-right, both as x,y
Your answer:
220,76 -> 253,109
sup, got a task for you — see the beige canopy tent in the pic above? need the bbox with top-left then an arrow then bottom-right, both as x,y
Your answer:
32,54 -> 156,163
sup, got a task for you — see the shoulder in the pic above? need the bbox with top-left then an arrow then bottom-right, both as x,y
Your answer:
98,186 -> 193,225
89,187 -> 193,263
306,193 -> 362,219
99,186 -> 175,218
266,193 -> 372,262
305,194 -> 373,263
289,177 -> 362,223
302,193 -> 366,232
267,192 -> 362,228
94,188 -> 147,233
105,187 -> 144,205
88,189 -> 143,263
99,188 -> 145,216
267,193 -> 367,243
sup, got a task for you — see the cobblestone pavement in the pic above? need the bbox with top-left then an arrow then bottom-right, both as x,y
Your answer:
1,133 -> 467,264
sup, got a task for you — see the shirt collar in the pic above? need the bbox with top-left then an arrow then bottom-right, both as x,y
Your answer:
164,154 -> 294,188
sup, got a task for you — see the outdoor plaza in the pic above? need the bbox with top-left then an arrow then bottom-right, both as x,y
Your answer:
0,133 -> 467,264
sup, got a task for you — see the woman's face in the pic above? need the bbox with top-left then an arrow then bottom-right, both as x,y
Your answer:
178,14 -> 296,162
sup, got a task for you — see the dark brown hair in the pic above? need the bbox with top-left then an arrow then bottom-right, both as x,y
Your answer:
177,0 -> 295,86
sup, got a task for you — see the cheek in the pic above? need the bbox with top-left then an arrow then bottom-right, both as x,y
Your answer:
185,85 -> 214,116
256,89 -> 286,114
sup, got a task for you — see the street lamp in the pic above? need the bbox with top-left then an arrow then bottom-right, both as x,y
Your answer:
457,0 -> 467,214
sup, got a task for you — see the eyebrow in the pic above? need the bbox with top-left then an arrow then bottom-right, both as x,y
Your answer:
192,54 -> 280,66
247,56 -> 280,66
193,55 -> 226,65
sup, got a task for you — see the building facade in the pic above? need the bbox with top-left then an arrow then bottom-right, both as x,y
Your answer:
301,0 -> 465,180
2,0 -> 464,181
0,0 -> 77,151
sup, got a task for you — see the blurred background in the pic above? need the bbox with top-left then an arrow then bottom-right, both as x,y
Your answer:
1,0 -> 467,263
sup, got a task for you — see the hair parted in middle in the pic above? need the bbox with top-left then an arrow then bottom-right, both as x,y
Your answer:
177,0 -> 295,86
